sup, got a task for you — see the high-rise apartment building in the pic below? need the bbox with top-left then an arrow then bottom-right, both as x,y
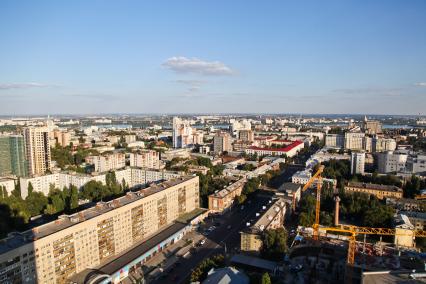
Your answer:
0,176 -> 200,284
0,135 -> 28,177
172,117 -> 203,148
23,127 -> 52,176
238,129 -> 254,142
213,131 -> 232,153
129,150 -> 160,169
350,151 -> 365,175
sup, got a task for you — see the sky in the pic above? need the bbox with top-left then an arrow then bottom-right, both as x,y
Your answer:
0,1 -> 426,115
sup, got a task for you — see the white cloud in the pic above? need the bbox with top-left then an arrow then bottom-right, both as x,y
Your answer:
163,56 -> 234,76
415,82 -> 426,87
0,82 -> 56,90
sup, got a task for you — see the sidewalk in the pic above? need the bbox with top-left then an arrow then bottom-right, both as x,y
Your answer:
128,230 -> 204,282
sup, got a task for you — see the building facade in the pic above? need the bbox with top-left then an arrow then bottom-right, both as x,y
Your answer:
344,182 -> 403,200
240,198 -> 286,253
213,131 -> 232,154
208,178 -> 246,212
0,135 -> 28,177
86,152 -> 126,172
23,127 -> 52,176
0,176 -> 199,284
350,151 -> 365,175
129,150 -> 160,169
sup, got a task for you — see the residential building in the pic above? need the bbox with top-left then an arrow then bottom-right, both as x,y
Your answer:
213,131 -> 232,154
52,130 -> 71,147
23,127 -> 52,175
363,117 -> 382,135
277,182 -> 302,208
377,151 -> 408,173
129,150 -> 160,169
373,137 -> 397,152
0,177 -> 16,196
344,182 -> 403,200
124,134 -> 136,143
161,148 -> 190,161
377,150 -> 425,174
292,170 -> 311,185
19,168 -> 182,199
172,117 -> 203,148
0,135 -> 28,177
238,129 -> 254,142
0,176 -> 199,284
240,198 -> 286,252
86,152 -> 126,172
350,151 -> 365,175
230,119 -> 251,136
245,141 -> 304,158
208,178 -> 246,213
325,134 -> 344,148
344,132 -> 365,151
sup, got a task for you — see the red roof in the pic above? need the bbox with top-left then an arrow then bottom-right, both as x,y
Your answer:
248,140 -> 303,152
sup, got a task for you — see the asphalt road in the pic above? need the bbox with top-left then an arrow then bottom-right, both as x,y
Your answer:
150,165 -> 302,284
151,193 -> 272,284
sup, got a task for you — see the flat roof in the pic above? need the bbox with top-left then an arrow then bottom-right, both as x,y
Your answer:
248,141 -> 303,153
70,222 -> 188,283
346,182 -> 402,193
0,176 -> 196,254
279,182 -> 302,193
230,254 -> 279,272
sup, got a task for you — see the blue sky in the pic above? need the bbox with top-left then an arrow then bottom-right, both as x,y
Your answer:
1,1 -> 425,115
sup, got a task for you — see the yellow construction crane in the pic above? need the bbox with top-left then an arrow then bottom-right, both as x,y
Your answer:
298,165 -> 324,240
296,164 -> 426,282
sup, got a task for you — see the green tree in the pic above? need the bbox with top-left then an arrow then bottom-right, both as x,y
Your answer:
69,185 -> 79,210
262,228 -> 288,261
260,272 -> 272,284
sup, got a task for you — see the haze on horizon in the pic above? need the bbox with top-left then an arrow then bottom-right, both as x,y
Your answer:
1,1 -> 425,115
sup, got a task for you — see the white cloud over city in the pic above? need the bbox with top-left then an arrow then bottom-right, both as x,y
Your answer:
162,56 -> 234,76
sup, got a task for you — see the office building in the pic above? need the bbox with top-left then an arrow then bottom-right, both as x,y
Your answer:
230,119 -> 251,136
0,176 -> 200,284
213,131 -> 232,153
325,133 -> 396,153
0,135 -> 28,177
86,152 -> 126,172
23,127 -> 52,176
350,151 -> 365,175
129,150 -> 160,169
344,132 -> 365,151
240,198 -> 286,252
344,182 -> 403,200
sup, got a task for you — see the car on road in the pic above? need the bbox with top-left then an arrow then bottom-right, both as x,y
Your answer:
241,205 -> 245,210
290,264 -> 303,273
227,225 -> 232,229
200,239 -> 206,245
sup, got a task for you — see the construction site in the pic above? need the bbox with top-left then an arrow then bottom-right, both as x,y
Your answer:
289,165 -> 426,284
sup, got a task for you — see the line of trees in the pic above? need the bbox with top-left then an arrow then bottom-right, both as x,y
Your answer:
0,172 -> 128,238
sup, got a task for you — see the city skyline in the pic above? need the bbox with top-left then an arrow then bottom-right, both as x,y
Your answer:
1,1 -> 426,115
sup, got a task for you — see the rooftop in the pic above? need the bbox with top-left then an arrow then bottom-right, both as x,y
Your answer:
346,182 -> 403,193
244,198 -> 285,234
0,176 -> 197,255
212,178 -> 246,198
248,140 -> 303,153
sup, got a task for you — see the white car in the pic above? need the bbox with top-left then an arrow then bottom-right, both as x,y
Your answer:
200,239 -> 206,245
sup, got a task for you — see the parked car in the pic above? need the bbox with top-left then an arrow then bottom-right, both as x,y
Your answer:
200,239 -> 206,245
